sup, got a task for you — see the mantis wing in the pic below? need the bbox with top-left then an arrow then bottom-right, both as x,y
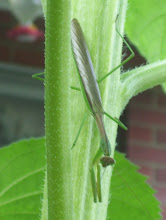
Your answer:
71,18 -> 103,115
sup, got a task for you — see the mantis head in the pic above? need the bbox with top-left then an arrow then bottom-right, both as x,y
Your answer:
100,156 -> 115,168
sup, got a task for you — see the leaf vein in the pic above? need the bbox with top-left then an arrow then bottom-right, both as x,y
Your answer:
0,167 -> 45,197
0,191 -> 42,208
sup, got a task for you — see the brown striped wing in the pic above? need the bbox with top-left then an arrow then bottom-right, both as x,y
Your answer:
71,18 -> 103,114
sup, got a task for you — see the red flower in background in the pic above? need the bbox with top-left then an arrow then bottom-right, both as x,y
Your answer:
7,25 -> 44,42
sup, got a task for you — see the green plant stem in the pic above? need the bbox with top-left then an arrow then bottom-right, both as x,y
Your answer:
41,173 -> 47,220
44,1 -> 73,220
120,59 -> 166,109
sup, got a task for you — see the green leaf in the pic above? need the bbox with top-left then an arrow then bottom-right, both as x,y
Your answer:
107,152 -> 161,220
0,139 -> 161,219
0,138 -> 45,220
125,0 -> 166,62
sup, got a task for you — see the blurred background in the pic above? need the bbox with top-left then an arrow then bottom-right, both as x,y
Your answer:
0,0 -> 44,147
0,0 -> 166,218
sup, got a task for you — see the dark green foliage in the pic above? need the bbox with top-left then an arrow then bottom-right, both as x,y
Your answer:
107,152 -> 161,220
0,138 -> 45,220
0,138 -> 161,219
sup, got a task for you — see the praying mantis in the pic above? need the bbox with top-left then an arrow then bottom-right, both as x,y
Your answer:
71,18 -> 134,203
33,18 -> 134,203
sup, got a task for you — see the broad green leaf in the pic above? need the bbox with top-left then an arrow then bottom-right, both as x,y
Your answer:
107,152 -> 161,220
125,0 -> 166,91
125,0 -> 166,62
0,138 -> 45,220
0,138 -> 160,219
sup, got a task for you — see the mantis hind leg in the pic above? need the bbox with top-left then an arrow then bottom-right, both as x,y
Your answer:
104,111 -> 127,131
32,72 -> 45,81
71,112 -> 88,149
97,29 -> 135,83
32,73 -> 81,92
70,86 -> 81,91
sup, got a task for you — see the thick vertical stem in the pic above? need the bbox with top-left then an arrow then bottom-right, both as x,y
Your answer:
45,1 -> 73,220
